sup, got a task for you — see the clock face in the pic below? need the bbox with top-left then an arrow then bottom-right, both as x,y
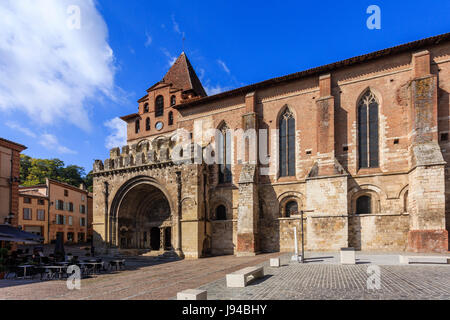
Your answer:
155,121 -> 164,131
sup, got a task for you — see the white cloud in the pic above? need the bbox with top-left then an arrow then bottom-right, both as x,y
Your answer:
171,14 -> 184,37
204,84 -> 232,96
6,121 -> 37,138
161,48 -> 177,67
39,133 -> 77,154
144,32 -> 152,47
217,59 -> 230,74
104,117 -> 127,149
0,0 -> 116,131
198,68 -> 205,81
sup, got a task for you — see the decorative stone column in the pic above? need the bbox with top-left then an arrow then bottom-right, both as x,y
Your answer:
160,228 -> 165,251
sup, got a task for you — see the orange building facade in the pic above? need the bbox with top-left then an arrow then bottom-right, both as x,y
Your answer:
19,179 -> 93,244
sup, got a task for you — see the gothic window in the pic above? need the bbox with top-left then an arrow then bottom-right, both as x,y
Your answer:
403,190 -> 408,213
358,91 -> 379,168
135,119 -> 140,134
144,103 -> 149,113
356,195 -> 371,214
170,95 -> 176,106
279,108 -> 296,177
218,123 -> 232,184
155,95 -> 164,117
168,111 -> 174,126
146,117 -> 150,131
285,201 -> 298,218
216,205 -> 227,220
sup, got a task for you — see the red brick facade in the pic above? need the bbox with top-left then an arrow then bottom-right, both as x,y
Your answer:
95,33 -> 450,257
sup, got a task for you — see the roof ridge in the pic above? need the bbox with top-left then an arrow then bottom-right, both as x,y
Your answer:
174,32 -> 450,109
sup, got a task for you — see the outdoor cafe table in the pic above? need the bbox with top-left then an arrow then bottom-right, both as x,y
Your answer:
18,265 -> 34,279
44,266 -> 67,279
78,262 -> 104,275
110,260 -> 125,271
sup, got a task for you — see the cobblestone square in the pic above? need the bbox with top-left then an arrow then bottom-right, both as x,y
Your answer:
198,254 -> 450,300
0,252 -> 449,300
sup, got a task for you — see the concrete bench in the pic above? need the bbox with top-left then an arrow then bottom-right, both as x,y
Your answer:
340,247 -> 356,265
399,255 -> 450,265
177,289 -> 207,300
270,258 -> 280,267
226,266 -> 264,288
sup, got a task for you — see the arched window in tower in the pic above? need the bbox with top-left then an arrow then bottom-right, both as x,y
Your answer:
155,95 -> 164,117
144,103 -> 149,113
146,117 -> 150,131
135,119 -> 140,134
216,205 -> 227,220
168,111 -> 174,126
358,90 -> 379,168
285,201 -> 298,218
356,195 -> 371,214
170,95 -> 176,106
218,123 -> 232,184
279,108 -> 295,177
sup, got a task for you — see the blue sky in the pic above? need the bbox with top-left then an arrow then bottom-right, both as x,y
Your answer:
0,0 -> 449,174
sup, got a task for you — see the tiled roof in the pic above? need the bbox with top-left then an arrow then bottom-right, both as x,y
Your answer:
174,32 -> 450,109
162,52 -> 207,97
0,137 -> 27,151
19,189 -> 47,198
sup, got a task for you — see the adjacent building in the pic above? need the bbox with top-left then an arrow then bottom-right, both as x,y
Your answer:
0,138 -> 26,227
93,33 -> 450,258
18,179 -> 93,244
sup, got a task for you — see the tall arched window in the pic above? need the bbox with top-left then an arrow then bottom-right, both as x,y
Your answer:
218,123 -> 232,184
146,117 -> 150,131
358,91 -> 379,168
216,205 -> 227,220
135,119 -> 140,134
403,190 -> 408,213
168,111 -> 174,126
285,201 -> 298,218
144,103 -> 149,113
279,108 -> 295,177
356,195 -> 371,214
155,95 -> 164,117
170,95 -> 176,106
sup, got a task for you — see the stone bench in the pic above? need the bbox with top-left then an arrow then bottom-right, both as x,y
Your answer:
270,258 -> 280,267
177,289 -> 207,300
399,255 -> 450,265
226,266 -> 264,288
340,247 -> 356,265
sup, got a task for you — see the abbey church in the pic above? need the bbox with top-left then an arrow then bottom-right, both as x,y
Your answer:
92,33 -> 450,258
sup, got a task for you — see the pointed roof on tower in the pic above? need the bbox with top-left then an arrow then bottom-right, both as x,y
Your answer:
161,52 -> 207,97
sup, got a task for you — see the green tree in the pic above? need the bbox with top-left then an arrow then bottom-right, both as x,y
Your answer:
20,155 -> 92,191
19,154 -> 32,183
